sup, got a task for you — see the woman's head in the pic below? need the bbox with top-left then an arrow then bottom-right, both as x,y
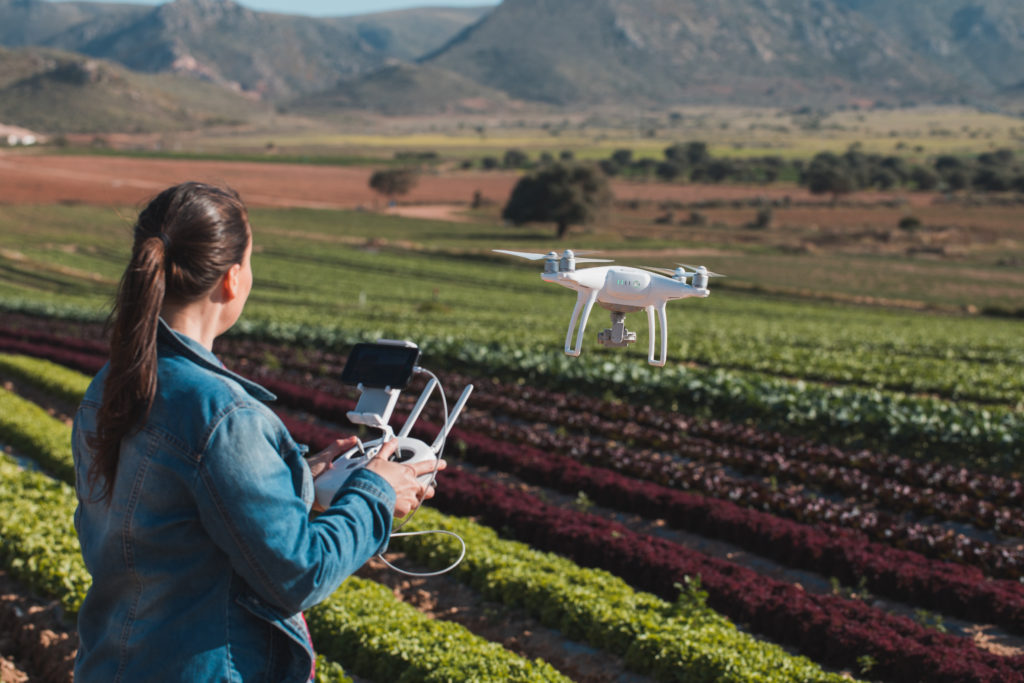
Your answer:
88,182 -> 251,500
134,181 -> 250,305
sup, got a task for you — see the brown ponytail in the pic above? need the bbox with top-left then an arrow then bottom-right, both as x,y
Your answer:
87,182 -> 249,501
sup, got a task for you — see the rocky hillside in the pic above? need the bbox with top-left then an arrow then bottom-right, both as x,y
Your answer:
0,0 -> 490,100
423,0 -> 1024,107
2,0 -> 1023,119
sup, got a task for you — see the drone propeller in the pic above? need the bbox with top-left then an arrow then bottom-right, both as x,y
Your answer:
677,263 -> 726,278
638,265 -> 683,276
492,249 -> 613,263
493,249 -> 548,260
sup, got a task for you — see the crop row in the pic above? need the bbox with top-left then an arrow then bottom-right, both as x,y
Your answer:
425,463 -> 1024,682
445,376 -> 1024,509
79,322 -> 1014,515
0,358 -> 850,682
5,322 -> 1021,515
679,331 -> 1022,406
269,405 -> 1024,681
268,388 -> 1024,639
208,345 -> 1024,582
4,331 -> 1019,610
0,388 -> 568,682
227,318 -> 1024,472
5,336 -> 1023,617
396,507 -> 851,683
461,411 -> 1024,581
8,325 -> 1022,562
1,303 -> 1020,472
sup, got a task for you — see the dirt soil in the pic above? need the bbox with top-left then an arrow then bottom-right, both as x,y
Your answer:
0,572 -> 75,683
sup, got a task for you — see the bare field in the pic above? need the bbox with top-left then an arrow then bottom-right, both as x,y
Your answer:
0,150 -> 921,211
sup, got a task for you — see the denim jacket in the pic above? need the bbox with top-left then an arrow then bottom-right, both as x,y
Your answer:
71,320 -> 395,682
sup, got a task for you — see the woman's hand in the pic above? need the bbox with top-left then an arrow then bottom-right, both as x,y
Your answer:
307,436 -> 360,481
365,439 -> 446,518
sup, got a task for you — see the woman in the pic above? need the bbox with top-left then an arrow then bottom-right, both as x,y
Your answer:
71,182 -> 438,682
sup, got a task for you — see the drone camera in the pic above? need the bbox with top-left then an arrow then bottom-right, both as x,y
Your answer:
597,311 -> 636,347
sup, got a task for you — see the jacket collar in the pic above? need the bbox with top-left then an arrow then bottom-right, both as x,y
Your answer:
157,318 -> 276,402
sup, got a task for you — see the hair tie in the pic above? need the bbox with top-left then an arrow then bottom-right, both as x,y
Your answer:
157,233 -> 171,250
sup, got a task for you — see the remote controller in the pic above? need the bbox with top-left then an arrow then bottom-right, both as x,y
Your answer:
311,340 -> 472,512
313,436 -> 440,509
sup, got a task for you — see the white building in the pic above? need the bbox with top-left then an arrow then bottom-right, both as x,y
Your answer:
0,124 -> 41,146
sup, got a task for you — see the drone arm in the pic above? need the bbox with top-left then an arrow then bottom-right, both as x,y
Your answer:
565,287 -> 598,357
646,302 -> 668,367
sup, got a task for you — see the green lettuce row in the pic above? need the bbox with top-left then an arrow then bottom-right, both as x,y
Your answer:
0,386 -> 567,682
0,352 -> 92,408
392,507 -> 852,683
228,318 -> 1021,472
0,386 -> 75,482
4,354 -> 853,682
307,578 -> 569,683
0,455 -> 90,618
1,298 -> 1019,471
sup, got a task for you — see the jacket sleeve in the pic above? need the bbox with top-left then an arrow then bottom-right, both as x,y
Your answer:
193,404 -> 395,615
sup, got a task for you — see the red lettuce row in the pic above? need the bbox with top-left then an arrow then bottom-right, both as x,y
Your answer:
460,388 -> 1024,535
467,412 -> 1024,581
281,413 -> 1024,683
252,374 -> 1024,638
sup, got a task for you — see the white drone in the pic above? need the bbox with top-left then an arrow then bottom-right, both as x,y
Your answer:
493,249 -> 723,366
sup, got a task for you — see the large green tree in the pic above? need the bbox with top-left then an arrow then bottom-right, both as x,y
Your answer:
501,163 -> 612,239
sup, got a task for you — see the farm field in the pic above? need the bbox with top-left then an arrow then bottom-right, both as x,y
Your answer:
0,148 -> 1022,682
107,105 -> 1024,161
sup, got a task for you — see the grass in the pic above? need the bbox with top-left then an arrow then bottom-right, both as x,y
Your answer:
1,201 -> 1021,407
142,105 -> 1024,163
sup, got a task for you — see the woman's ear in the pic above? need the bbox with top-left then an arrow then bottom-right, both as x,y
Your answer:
220,263 -> 242,301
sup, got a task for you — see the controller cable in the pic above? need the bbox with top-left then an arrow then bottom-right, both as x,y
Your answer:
376,366 -> 466,577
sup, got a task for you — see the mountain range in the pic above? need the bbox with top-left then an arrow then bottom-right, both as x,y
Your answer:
1,0 -> 1023,133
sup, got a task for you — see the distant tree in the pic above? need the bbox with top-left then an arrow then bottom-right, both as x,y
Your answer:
705,159 -> 735,183
880,156 -> 910,184
665,141 -> 709,166
980,148 -> 1015,166
803,152 -> 856,200
898,216 -> 922,231
656,161 -> 685,181
368,168 -> 417,202
870,168 -> 899,190
611,148 -> 634,167
909,166 -> 940,191
503,148 -> 530,169
934,155 -> 966,175
502,162 -> 612,239
945,169 -> 971,192
972,166 -> 1013,192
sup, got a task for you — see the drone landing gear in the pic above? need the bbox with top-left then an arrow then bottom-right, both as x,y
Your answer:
597,311 -> 637,348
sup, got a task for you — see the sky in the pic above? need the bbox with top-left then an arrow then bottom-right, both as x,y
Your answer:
52,0 -> 499,17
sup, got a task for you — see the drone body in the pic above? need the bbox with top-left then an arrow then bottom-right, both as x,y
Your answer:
494,249 -> 721,366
